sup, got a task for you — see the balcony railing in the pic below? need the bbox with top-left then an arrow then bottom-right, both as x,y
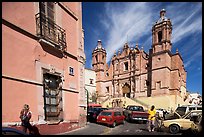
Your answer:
35,13 -> 66,51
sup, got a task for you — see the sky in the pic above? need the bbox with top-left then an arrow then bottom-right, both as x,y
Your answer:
82,2 -> 202,95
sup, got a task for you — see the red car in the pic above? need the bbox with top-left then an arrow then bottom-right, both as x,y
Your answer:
96,109 -> 125,127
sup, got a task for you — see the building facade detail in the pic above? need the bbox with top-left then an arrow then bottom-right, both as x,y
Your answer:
92,9 -> 187,105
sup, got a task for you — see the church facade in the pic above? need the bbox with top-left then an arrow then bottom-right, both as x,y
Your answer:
92,9 -> 187,105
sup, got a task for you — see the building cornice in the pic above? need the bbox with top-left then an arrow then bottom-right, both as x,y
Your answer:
63,51 -> 78,61
85,84 -> 96,87
151,50 -> 172,57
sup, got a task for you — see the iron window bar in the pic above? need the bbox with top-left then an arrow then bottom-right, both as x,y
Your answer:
35,13 -> 67,51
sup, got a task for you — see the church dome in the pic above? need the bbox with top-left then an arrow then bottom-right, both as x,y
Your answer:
156,9 -> 168,24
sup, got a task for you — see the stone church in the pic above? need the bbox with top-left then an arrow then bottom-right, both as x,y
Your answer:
92,9 -> 187,105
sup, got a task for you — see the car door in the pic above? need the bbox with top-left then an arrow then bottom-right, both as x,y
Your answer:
113,112 -> 117,123
117,111 -> 123,123
182,112 -> 195,130
118,112 -> 124,123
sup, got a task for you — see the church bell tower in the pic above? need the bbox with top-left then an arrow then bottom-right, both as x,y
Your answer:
92,40 -> 107,103
150,9 -> 173,96
152,9 -> 172,53
92,40 -> 106,72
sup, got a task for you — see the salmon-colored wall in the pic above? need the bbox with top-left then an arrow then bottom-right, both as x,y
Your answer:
63,92 -> 79,120
2,79 -> 38,122
61,10 -> 78,56
2,2 -> 36,35
63,2 -> 79,17
2,25 -> 37,80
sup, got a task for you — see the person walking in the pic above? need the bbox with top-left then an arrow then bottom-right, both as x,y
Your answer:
147,105 -> 156,132
19,104 -> 33,134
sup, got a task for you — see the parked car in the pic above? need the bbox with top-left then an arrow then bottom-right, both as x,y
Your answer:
175,105 -> 202,117
123,105 -> 148,123
96,109 -> 125,127
2,127 -> 29,135
156,108 -> 169,119
162,110 -> 202,134
190,112 -> 202,135
87,107 -> 108,122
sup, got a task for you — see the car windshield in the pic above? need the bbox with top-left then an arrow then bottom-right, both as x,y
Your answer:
89,107 -> 101,111
101,108 -> 108,110
129,106 -> 144,111
175,107 -> 186,116
100,112 -> 112,116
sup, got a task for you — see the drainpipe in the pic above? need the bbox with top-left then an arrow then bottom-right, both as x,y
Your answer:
85,88 -> 89,124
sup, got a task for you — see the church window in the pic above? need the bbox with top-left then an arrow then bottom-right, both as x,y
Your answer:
146,63 -> 149,69
145,80 -> 150,86
106,86 -> 109,93
102,55 -> 104,61
124,62 -> 128,71
69,67 -> 74,76
95,55 -> 98,62
90,79 -> 93,84
158,31 -> 162,42
115,63 -> 118,70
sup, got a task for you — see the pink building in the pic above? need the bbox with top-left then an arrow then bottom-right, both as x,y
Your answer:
2,2 -> 86,134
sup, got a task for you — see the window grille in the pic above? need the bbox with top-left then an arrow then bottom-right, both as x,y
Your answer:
36,2 -> 66,51
43,73 -> 62,121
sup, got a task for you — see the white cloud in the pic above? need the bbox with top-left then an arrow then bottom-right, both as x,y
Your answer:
172,6 -> 202,44
184,49 -> 202,68
101,2 -> 153,61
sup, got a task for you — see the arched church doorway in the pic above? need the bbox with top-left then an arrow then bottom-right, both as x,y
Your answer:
122,83 -> 130,98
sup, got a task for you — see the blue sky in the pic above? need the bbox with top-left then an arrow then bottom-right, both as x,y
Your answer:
82,2 -> 202,95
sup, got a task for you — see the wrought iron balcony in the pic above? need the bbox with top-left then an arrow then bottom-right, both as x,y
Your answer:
35,13 -> 66,51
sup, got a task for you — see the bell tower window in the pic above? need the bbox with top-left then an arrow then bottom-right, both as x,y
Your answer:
124,62 -> 128,71
95,55 -> 98,62
158,31 -> 162,42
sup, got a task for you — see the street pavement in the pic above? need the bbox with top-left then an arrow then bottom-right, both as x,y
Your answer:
61,121 -> 181,135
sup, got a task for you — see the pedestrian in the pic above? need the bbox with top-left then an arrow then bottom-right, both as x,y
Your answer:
147,105 -> 156,132
19,104 -> 33,134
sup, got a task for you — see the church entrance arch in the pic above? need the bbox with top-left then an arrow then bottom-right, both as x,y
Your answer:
122,83 -> 130,98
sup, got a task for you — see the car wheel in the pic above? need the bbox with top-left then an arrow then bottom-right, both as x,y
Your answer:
112,121 -> 116,127
169,124 -> 180,134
